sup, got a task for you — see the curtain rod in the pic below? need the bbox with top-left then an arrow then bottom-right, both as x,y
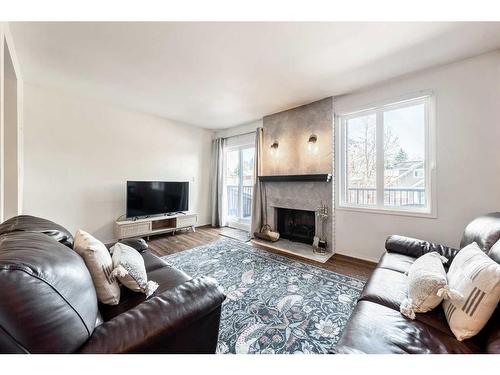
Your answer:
222,130 -> 258,140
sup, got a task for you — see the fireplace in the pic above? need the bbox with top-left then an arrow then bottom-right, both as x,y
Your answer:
276,208 -> 315,245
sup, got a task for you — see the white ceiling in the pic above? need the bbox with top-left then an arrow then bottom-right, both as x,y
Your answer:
10,22 -> 500,129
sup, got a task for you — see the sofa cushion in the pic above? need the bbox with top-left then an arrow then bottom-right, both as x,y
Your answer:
98,251 -> 191,321
378,252 -> 415,274
118,238 -> 148,252
356,265 -> 454,335
460,212 -> 500,252
148,265 -> 192,294
142,251 -> 170,273
0,232 -> 98,353
481,308 -> 500,353
385,235 -> 458,266
359,267 -> 408,311
0,215 -> 74,247
335,301 -> 482,354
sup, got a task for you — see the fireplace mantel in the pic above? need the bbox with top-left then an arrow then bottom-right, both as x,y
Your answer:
258,174 -> 332,182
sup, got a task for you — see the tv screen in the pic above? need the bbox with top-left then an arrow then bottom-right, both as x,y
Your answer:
127,181 -> 189,218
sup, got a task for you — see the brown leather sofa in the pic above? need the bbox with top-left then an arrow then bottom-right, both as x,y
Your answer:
0,215 -> 225,354
335,212 -> 500,354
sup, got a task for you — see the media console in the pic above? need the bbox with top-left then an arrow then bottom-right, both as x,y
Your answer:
115,212 -> 198,240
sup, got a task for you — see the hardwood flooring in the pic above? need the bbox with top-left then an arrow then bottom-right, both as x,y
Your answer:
147,225 -> 376,281
147,226 -> 221,255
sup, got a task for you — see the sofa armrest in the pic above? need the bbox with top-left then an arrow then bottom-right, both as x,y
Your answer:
77,276 -> 225,353
118,238 -> 148,252
385,235 -> 459,266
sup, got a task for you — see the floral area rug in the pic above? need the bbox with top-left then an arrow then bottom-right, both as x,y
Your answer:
162,238 -> 364,354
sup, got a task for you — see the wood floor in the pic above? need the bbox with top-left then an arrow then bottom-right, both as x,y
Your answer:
147,225 -> 376,281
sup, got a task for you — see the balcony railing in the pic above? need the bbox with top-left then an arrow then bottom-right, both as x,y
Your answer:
227,185 -> 253,218
347,187 -> 426,207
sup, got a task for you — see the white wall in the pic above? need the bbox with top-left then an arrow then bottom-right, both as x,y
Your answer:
19,48 -> 500,260
1,22 -> 24,222
334,50 -> 500,262
4,46 -> 19,220
23,83 -> 214,242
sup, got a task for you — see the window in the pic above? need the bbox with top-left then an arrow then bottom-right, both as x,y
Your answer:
338,95 -> 434,215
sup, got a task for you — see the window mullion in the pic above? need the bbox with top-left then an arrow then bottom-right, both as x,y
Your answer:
376,111 -> 384,207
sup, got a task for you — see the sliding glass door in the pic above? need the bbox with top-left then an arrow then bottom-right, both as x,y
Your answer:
225,144 -> 255,230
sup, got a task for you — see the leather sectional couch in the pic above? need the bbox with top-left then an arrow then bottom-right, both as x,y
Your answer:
0,215 -> 225,354
2,213 -> 498,354
335,213 -> 500,354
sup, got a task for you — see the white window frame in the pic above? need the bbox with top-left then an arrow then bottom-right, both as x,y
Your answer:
336,93 -> 436,218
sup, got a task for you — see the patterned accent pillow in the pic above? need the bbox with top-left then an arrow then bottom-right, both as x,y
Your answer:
400,252 -> 458,320
110,243 -> 159,297
443,242 -> 500,341
73,229 -> 121,305
488,238 -> 500,264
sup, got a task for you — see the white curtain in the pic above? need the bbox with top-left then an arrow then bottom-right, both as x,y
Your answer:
211,138 -> 226,227
250,128 -> 266,236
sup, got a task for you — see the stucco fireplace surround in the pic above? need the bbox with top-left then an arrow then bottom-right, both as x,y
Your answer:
252,97 -> 335,263
252,178 -> 334,263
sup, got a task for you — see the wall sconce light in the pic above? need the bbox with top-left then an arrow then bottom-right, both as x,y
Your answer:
270,140 -> 279,155
308,134 -> 318,153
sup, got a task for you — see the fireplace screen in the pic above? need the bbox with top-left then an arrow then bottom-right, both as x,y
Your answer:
276,208 -> 315,245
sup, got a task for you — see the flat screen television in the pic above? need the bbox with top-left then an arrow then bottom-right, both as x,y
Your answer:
127,181 -> 189,218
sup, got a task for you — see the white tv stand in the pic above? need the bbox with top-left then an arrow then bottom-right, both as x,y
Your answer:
114,212 -> 198,240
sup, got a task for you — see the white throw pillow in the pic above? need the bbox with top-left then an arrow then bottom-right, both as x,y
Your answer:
443,242 -> 500,341
110,242 -> 159,297
400,252 -> 460,320
73,229 -> 121,305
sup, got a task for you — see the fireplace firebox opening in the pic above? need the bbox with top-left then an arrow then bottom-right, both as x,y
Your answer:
276,208 -> 315,245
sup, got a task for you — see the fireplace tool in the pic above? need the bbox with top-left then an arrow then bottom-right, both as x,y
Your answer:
313,203 -> 328,255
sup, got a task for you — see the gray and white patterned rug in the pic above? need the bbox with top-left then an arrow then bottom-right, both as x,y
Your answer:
162,238 -> 364,354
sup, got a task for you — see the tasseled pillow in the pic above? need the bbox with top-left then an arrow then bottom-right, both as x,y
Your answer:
400,252 -> 461,320
110,242 -> 159,297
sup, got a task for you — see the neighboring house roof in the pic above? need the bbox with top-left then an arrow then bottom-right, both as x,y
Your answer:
387,160 -> 425,188
392,160 -> 424,170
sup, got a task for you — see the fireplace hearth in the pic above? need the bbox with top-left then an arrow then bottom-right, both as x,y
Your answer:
276,208 -> 315,245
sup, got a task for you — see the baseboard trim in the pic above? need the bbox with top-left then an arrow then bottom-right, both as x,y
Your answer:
333,250 -> 379,265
